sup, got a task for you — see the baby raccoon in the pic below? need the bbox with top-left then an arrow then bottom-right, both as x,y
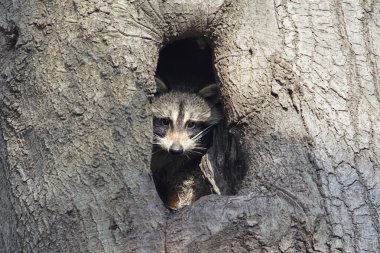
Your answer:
151,77 -> 222,209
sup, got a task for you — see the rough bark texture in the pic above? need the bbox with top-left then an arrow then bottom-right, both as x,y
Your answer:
0,0 -> 379,252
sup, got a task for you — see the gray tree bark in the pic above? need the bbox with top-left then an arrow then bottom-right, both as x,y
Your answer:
0,0 -> 379,252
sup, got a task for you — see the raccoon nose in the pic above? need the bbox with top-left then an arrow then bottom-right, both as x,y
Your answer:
169,144 -> 183,155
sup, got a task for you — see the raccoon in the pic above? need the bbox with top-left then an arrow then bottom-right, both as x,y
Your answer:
151,77 -> 222,209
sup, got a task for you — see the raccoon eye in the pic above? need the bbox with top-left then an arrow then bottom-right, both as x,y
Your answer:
187,121 -> 196,129
161,118 -> 171,126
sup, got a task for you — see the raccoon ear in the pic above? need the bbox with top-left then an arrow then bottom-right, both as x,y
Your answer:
155,77 -> 169,94
198,84 -> 220,104
198,84 -> 218,98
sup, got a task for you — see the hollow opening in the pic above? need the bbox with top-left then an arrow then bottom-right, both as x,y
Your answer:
156,38 -> 215,91
151,37 -> 245,210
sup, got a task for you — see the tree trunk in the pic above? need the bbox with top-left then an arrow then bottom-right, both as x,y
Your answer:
0,0 -> 379,252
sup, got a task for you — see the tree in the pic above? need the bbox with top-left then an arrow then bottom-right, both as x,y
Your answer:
1,0 -> 379,252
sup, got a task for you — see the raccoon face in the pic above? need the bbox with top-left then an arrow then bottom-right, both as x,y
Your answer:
152,79 -> 221,156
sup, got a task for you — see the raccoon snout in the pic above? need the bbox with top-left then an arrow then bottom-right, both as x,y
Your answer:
169,144 -> 184,155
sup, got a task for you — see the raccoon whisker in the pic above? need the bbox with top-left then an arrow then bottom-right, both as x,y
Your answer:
192,146 -> 207,151
193,132 -> 210,142
152,150 -> 161,155
190,150 -> 204,155
193,145 -> 207,149
192,129 -> 213,141
184,153 -> 191,160
192,150 -> 207,155
191,125 -> 214,141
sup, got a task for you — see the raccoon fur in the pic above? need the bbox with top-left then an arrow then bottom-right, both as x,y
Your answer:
151,77 -> 222,209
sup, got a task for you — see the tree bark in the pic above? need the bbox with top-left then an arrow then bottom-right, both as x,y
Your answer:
0,0 -> 379,252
